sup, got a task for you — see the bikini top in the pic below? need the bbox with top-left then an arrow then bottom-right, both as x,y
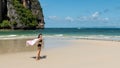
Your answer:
38,39 -> 42,44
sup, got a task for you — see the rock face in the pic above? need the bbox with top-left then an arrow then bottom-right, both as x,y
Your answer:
0,0 -> 44,29
0,0 -> 8,22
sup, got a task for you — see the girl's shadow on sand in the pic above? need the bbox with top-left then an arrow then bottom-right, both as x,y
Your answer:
31,55 -> 47,59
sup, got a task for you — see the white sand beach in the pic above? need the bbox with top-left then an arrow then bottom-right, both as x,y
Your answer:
0,39 -> 120,68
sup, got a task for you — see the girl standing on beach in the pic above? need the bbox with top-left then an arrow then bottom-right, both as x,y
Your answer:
36,34 -> 43,60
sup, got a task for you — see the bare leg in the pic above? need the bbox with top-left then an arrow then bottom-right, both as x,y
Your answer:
36,47 -> 41,60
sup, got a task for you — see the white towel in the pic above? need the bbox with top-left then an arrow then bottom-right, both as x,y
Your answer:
26,39 -> 39,46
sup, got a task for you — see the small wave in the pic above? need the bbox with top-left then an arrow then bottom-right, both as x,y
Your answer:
1,34 -> 120,41
8,35 -> 17,37
72,35 -> 120,41
54,34 -> 63,37
0,34 -> 17,37
0,34 -> 37,40
43,34 -> 64,38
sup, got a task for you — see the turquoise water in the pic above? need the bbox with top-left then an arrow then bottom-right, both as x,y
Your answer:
0,28 -> 120,41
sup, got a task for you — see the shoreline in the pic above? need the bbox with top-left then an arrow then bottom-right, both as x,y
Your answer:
76,38 -> 120,42
0,36 -> 120,42
0,37 -> 120,55
0,37 -> 73,55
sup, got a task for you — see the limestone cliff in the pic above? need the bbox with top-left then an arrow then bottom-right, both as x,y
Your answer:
0,0 -> 44,29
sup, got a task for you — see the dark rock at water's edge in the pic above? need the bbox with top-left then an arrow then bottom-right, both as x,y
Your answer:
0,0 -> 45,30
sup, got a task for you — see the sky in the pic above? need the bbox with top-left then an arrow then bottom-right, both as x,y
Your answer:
39,0 -> 120,28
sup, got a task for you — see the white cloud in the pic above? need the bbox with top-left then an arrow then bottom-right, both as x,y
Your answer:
77,16 -> 89,21
48,16 -> 59,20
77,11 -> 109,22
77,12 -> 101,21
104,18 -> 109,21
101,17 -> 109,22
65,16 -> 74,22
91,12 -> 100,19
46,12 -> 109,23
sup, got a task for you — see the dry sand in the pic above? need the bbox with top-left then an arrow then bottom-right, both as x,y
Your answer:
0,39 -> 120,68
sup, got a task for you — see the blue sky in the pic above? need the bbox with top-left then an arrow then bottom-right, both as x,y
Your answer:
39,0 -> 120,28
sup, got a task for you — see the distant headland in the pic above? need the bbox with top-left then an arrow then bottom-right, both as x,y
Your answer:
0,0 -> 45,30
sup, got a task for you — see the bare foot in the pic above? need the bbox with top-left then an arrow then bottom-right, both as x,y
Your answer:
36,56 -> 40,61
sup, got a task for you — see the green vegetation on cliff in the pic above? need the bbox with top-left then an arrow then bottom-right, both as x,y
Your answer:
0,0 -> 44,29
0,20 -> 10,29
12,0 -> 37,28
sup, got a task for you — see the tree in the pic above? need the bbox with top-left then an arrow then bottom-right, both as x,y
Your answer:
1,20 -> 10,28
13,0 -> 37,28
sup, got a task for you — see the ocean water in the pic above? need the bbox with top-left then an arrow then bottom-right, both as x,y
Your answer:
0,28 -> 120,41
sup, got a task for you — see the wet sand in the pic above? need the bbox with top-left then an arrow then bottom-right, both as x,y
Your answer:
0,38 -> 36,54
